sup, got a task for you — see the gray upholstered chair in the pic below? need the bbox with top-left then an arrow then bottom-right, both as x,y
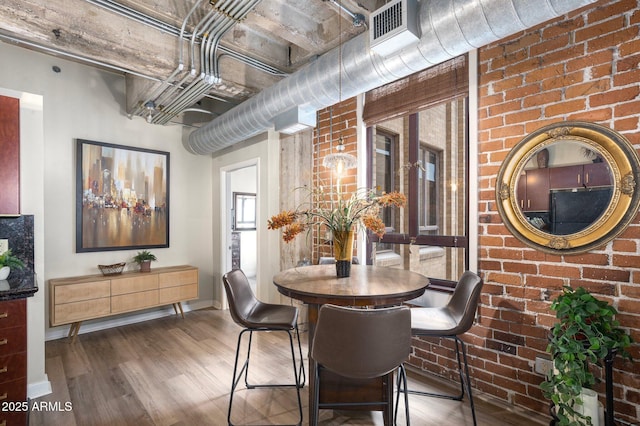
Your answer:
397,271 -> 483,426
311,304 -> 411,425
222,269 -> 305,426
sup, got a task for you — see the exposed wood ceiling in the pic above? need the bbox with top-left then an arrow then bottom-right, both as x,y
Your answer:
0,0 -> 383,126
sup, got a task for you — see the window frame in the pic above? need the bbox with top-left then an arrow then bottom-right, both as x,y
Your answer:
365,99 -> 470,289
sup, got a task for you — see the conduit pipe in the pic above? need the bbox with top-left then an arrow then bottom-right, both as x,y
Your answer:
133,0 -> 263,125
187,0 -> 597,155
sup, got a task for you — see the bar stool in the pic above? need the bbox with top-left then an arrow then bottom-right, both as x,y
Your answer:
397,271 -> 483,426
222,269 -> 305,426
311,304 -> 412,425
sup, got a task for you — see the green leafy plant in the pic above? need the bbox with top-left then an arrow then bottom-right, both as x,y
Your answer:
132,250 -> 157,264
0,249 -> 25,269
541,286 -> 633,425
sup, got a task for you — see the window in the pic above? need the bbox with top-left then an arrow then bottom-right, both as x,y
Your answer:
233,192 -> 256,230
418,145 -> 439,234
363,55 -> 469,288
375,130 -> 399,253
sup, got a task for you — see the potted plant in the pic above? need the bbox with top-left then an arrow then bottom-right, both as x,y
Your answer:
132,250 -> 157,272
0,249 -> 25,280
541,286 -> 633,426
267,186 -> 406,277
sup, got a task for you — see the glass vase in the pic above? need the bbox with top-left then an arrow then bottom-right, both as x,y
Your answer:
333,228 -> 354,278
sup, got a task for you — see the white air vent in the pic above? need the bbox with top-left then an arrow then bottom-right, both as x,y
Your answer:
369,0 -> 419,57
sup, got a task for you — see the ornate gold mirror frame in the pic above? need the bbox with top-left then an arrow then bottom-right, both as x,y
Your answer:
496,121 -> 640,254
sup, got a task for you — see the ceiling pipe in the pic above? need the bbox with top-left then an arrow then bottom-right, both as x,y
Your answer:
187,0 -> 597,155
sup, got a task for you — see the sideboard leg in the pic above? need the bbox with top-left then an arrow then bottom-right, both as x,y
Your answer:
67,322 -> 81,343
174,302 -> 185,319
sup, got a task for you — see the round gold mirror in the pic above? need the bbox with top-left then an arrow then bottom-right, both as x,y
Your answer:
496,121 -> 640,254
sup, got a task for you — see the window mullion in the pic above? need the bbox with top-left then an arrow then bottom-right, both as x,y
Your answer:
408,113 -> 419,237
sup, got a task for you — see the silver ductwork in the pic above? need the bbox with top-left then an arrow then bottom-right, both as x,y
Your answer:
187,0 -> 597,155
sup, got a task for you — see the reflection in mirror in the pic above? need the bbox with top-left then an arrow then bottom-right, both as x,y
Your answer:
496,121 -> 640,254
515,139 -> 613,236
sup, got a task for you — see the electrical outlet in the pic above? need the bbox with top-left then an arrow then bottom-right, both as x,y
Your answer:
535,355 -> 553,376
0,239 -> 8,255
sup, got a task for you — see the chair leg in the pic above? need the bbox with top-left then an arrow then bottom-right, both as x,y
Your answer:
228,329 -> 249,425
404,336 -> 477,426
394,364 -> 410,426
294,324 -> 306,388
228,328 -> 305,426
286,328 -> 303,425
243,330 -> 254,388
457,336 -> 477,426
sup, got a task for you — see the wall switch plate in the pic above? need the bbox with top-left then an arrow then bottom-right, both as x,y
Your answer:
0,239 -> 8,255
535,355 -> 553,376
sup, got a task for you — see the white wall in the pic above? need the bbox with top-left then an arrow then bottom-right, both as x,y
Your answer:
0,41 -> 214,397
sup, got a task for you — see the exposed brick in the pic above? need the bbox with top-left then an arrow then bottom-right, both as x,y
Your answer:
575,15 -> 626,43
565,79 -> 611,99
443,0 -> 640,420
545,98 -> 587,117
486,339 -> 517,355
583,267 -> 630,282
590,86 -> 640,107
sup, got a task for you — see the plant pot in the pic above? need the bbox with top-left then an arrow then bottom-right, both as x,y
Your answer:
0,266 -> 9,280
333,228 -> 354,278
139,260 -> 151,273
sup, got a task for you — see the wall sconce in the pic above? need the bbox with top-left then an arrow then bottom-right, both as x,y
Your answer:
274,105 -> 316,134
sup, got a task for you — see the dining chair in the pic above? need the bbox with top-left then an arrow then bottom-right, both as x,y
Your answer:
222,269 -> 305,426
311,304 -> 412,425
397,270 -> 483,426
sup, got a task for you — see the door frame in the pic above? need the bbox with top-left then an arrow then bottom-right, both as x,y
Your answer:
220,158 -> 259,309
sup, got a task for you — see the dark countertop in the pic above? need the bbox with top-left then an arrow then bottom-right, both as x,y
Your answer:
0,271 -> 38,301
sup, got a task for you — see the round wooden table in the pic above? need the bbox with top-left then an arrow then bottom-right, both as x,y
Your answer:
273,264 -> 429,425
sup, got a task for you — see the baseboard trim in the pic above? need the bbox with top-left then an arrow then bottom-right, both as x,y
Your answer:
28,377 -> 52,399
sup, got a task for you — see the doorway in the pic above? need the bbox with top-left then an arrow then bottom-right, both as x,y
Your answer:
224,162 -> 258,294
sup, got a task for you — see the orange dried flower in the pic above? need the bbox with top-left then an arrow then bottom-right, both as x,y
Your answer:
362,214 -> 386,238
268,186 -> 406,243
377,192 -> 407,207
283,223 -> 306,242
267,211 -> 297,230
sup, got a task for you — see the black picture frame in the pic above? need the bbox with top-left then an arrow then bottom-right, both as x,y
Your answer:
76,139 -> 170,252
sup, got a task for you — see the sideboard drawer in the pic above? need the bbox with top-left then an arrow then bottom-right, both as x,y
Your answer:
111,275 -> 158,296
112,290 -> 158,313
0,327 -> 26,356
54,281 -> 110,304
0,300 -> 25,330
158,269 -> 198,288
53,298 -> 111,325
159,283 -> 198,304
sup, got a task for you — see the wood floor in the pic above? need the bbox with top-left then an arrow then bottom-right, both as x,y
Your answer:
30,308 -> 549,425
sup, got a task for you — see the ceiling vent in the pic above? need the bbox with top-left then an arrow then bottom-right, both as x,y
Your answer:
369,0 -> 419,57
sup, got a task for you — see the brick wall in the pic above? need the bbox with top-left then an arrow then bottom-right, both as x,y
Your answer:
312,97 -> 358,262
476,0 -> 640,422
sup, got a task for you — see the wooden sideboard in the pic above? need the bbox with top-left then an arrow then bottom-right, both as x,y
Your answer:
49,265 -> 198,341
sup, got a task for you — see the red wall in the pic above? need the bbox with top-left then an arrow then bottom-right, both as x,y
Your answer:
475,0 -> 640,421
